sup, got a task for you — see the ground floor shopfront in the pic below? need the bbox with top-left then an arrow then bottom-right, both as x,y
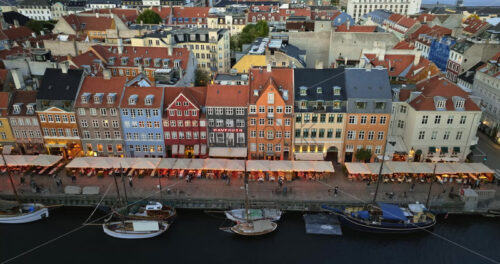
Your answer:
44,139 -> 82,160
167,144 -> 207,158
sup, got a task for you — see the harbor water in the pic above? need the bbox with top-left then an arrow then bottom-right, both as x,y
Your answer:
1,207 -> 499,264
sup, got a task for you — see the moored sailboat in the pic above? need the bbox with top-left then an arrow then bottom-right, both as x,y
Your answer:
225,208 -> 281,223
103,220 -> 169,239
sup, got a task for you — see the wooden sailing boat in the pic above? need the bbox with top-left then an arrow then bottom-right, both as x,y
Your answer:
322,141 -> 437,234
229,162 -> 277,236
102,167 -> 169,239
0,155 -> 49,224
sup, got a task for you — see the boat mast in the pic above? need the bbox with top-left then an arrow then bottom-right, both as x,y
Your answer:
112,168 -> 122,207
120,166 -> 129,214
158,173 -> 162,202
1,154 -> 20,205
372,139 -> 389,204
425,163 -> 437,208
244,162 -> 249,222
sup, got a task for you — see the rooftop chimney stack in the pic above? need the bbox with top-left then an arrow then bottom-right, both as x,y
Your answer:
60,62 -> 69,74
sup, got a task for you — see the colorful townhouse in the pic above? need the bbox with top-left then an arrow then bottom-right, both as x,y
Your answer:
0,92 -> 15,154
247,67 -> 294,160
36,67 -> 85,159
8,91 -> 44,154
206,84 -> 249,159
75,72 -> 127,157
120,86 -> 165,158
163,87 -> 208,158
343,68 -> 392,162
293,68 -> 347,163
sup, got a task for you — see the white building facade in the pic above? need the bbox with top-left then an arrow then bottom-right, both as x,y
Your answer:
343,0 -> 421,22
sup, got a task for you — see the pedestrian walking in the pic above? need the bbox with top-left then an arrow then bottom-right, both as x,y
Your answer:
56,177 -> 63,187
19,176 -> 25,185
71,175 -> 76,183
128,176 -> 133,187
410,183 -> 415,191
334,186 -> 339,197
403,191 -> 407,198
278,178 -> 283,187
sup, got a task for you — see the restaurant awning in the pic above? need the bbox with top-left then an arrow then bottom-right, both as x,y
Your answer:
435,163 -> 455,174
294,152 -> 324,161
203,158 -> 227,170
4,155 -> 36,166
385,161 -> 412,173
344,162 -> 371,174
292,161 -> 315,171
31,155 -> 63,167
366,163 -> 392,175
223,160 -> 245,171
408,163 -> 434,174
209,147 -> 247,158
428,147 -> 436,153
312,161 -> 335,172
466,163 -> 495,174
171,159 -> 192,170
66,157 -> 91,168
157,158 -> 176,169
188,159 -> 205,170
131,158 -> 161,169
441,147 -> 448,153
268,160 -> 293,171
246,160 -> 270,171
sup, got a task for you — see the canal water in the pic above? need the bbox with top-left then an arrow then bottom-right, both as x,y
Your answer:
1,207 -> 499,264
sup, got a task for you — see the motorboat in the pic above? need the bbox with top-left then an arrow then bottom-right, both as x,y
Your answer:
322,202 -> 436,234
230,219 -> 277,236
102,220 -> 169,239
0,202 -> 49,224
113,201 -> 176,223
225,208 -> 281,223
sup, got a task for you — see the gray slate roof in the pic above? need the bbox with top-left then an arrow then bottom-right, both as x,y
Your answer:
37,68 -> 84,101
294,68 -> 346,112
344,68 -> 392,100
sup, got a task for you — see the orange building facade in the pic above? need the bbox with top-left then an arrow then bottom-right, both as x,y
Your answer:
247,67 -> 294,160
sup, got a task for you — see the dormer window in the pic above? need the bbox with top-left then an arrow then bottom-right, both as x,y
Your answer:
253,89 -> 259,96
455,100 -> 464,109
145,95 -> 154,105
13,103 -> 22,114
108,57 -> 116,65
107,93 -> 116,104
27,104 -> 35,114
94,93 -> 103,104
300,86 -> 307,96
317,87 -> 322,94
128,95 -> 138,105
81,93 -> 90,103
333,101 -> 341,109
134,57 -> 141,66
144,57 -> 151,67
334,86 -> 341,96
121,57 -> 129,66
435,97 -> 446,110
163,59 -> 170,68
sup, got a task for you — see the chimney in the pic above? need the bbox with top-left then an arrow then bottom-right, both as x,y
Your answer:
315,60 -> 323,69
13,19 -> 19,28
60,62 -> 69,74
346,19 -> 350,31
168,46 -> 173,56
413,50 -> 421,65
266,64 -> 272,72
118,38 -> 123,54
11,69 -> 24,89
103,69 -> 112,80
424,16 -> 427,23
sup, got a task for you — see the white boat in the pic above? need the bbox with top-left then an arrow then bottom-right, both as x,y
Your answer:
0,203 -> 49,224
225,208 -> 282,223
102,220 -> 169,239
230,219 -> 277,236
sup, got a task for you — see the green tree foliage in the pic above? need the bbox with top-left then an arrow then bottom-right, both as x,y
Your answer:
355,148 -> 373,163
136,9 -> 162,24
231,20 -> 269,51
195,68 -> 210,86
26,20 -> 55,34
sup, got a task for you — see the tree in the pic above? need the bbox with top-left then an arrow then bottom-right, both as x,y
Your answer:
355,148 -> 372,163
136,9 -> 162,24
195,68 -> 210,86
232,20 -> 269,51
26,20 -> 55,34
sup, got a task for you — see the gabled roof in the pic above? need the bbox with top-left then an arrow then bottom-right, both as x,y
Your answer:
463,17 -> 490,34
164,86 -> 207,110
8,90 -> 37,116
410,76 -> 480,111
416,14 -> 436,23
0,26 -> 33,41
120,86 -> 164,109
364,53 -> 433,79
294,68 -> 346,112
393,40 -> 414,50
63,14 -> 115,32
387,14 -> 419,33
476,51 -> 500,78
75,76 -> 127,108
206,85 -> 249,107
248,67 -> 294,104
37,68 -> 84,101
344,68 -> 392,100
80,8 -> 138,23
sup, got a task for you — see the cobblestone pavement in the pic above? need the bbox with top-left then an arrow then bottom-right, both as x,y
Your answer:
1,164 -> 499,208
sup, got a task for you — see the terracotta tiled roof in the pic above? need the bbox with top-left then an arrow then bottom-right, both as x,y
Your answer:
63,14 -> 115,31
151,6 -> 172,20
410,76 -> 480,111
81,8 -> 138,23
463,17 -> 490,34
206,84 -> 249,107
417,14 -> 436,23
388,14 -> 419,33
8,90 -> 37,116
0,46 -> 25,59
163,86 -> 207,110
75,76 -> 127,108
476,51 -> 500,78
364,53 -> 438,82
0,26 -> 33,41
408,24 -> 431,41
248,12 -> 280,22
398,89 -> 411,101
0,92 -> 9,109
336,24 -> 376,32
120,86 -> 164,109
393,40 -> 414,50
279,7 -> 311,18
311,10 -> 341,20
248,67 -> 293,104
172,7 -> 210,24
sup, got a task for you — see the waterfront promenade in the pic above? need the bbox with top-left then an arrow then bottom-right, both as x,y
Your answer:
1,164 -> 499,211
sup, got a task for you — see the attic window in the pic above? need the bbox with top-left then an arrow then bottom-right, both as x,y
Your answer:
154,58 -> 161,67
145,95 -> 154,105
437,99 -> 446,109
144,57 -> 151,67
128,95 -> 138,105
317,87 -> 322,94
13,104 -> 21,114
163,59 -> 170,68
253,89 -> 259,96
455,100 -> 465,109
81,93 -> 90,103
108,57 -> 116,65
94,93 -> 103,104
300,86 -> 307,96
121,57 -> 129,66
134,57 -> 141,66
333,86 -> 341,96
27,104 -> 35,114
107,93 -> 116,104
81,23 -> 86,29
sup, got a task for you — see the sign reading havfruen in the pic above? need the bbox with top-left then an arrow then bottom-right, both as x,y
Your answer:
212,128 -> 243,133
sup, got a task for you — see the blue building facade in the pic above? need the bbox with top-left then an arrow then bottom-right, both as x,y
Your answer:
428,37 -> 456,72
120,86 -> 165,158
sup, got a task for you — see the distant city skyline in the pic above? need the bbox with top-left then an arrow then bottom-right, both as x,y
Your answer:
422,0 -> 500,6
